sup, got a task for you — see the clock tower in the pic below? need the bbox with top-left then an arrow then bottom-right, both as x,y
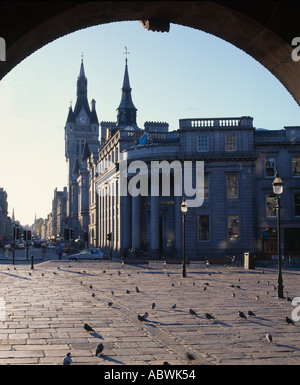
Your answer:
64,58 -> 99,234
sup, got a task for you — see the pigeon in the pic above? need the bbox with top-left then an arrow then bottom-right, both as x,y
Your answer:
151,302 -> 155,310
138,314 -> 147,322
142,312 -> 149,320
186,352 -> 195,361
111,291 -> 114,295
248,310 -> 256,317
108,302 -> 113,307
84,323 -> 95,332
286,297 -> 292,302
92,293 -> 95,297
205,313 -> 215,320
193,282 -> 196,286
255,295 -> 260,300
90,285 -> 93,289
203,286 -> 207,291
266,332 -> 273,343
95,343 -> 104,356
170,304 -> 177,310
135,286 -> 140,293
286,316 -> 295,325
63,352 -> 72,365
189,309 -> 197,316
126,290 -> 130,294
41,273 -> 44,277
232,292 -> 235,298
163,361 -> 170,365
238,311 -> 247,320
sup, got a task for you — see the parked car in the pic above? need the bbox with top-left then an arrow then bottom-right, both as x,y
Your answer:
69,248 -> 109,261
47,244 -> 56,249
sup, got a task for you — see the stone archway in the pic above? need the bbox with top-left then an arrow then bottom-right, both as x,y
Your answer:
0,1 -> 299,105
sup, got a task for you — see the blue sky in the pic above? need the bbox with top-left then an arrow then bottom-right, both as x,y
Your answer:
0,21 -> 299,226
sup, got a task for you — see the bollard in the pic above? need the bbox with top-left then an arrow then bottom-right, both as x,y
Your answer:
31,255 -> 34,269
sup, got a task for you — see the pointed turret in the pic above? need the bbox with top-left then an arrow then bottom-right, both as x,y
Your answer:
73,58 -> 90,118
116,56 -> 139,129
66,105 -> 76,124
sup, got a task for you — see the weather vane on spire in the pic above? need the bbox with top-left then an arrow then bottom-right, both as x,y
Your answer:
124,46 -> 130,64
81,52 -> 84,61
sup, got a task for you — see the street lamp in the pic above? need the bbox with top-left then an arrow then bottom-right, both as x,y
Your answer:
181,198 -> 188,278
272,172 -> 284,299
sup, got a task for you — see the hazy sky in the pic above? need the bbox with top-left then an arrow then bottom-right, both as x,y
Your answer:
0,21 -> 299,226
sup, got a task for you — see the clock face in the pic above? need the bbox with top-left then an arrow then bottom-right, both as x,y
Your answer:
79,116 -> 86,123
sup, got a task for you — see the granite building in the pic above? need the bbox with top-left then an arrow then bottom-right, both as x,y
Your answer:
64,57 -> 300,261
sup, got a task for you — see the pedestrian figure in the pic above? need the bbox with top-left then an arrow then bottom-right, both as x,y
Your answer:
56,245 -> 63,260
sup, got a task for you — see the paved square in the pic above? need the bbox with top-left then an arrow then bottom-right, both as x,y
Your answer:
0,260 -> 299,365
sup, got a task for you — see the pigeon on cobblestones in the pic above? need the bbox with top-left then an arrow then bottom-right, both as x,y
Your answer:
138,314 -> 147,322
189,309 -> 197,316
151,302 -> 155,309
95,343 -> 104,356
248,310 -> 256,317
142,312 -> 149,320
286,316 -> 295,325
238,311 -> 247,320
170,304 -> 177,310
108,302 -> 113,307
63,352 -> 72,365
84,323 -> 95,332
186,352 -> 195,361
205,313 -> 215,320
266,332 -> 273,343
135,286 -> 140,293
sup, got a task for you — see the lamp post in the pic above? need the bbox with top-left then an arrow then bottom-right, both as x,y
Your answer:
181,198 -> 188,278
272,172 -> 284,299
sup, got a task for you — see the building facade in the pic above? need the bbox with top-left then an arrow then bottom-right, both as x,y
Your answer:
0,187 -> 11,243
60,57 -> 300,261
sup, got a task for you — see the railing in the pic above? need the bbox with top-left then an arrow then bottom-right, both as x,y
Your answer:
119,129 -> 179,143
179,116 -> 253,130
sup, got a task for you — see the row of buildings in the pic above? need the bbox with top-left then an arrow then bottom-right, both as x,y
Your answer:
43,57 -> 300,260
0,188 -> 12,244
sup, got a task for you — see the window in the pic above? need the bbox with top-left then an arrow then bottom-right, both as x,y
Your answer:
266,194 -> 276,217
225,134 -> 236,151
265,157 -> 276,177
76,140 -> 80,156
294,194 -> 300,216
199,215 -> 209,241
292,157 -> 300,177
227,174 -> 238,198
228,215 -> 239,241
198,135 -> 208,152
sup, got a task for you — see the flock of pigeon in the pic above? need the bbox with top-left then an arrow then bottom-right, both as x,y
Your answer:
20,264 -> 295,365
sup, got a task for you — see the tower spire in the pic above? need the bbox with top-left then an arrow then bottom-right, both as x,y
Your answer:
116,48 -> 139,129
73,55 -> 89,117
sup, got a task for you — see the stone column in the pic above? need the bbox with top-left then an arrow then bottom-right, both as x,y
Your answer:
175,195 -> 182,256
151,195 -> 159,254
122,194 -> 131,250
132,195 -> 140,250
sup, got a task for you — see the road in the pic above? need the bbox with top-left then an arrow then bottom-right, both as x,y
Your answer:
0,247 -> 59,264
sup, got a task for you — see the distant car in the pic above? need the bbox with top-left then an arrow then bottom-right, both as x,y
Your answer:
47,244 -> 55,249
41,242 -> 47,248
17,244 -> 25,249
69,248 -> 109,261
3,244 -> 12,251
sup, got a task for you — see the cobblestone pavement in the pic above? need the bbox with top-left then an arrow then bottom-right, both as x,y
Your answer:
0,259 -> 299,365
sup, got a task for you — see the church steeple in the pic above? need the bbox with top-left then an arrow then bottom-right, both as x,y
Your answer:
116,50 -> 139,129
73,56 -> 90,118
